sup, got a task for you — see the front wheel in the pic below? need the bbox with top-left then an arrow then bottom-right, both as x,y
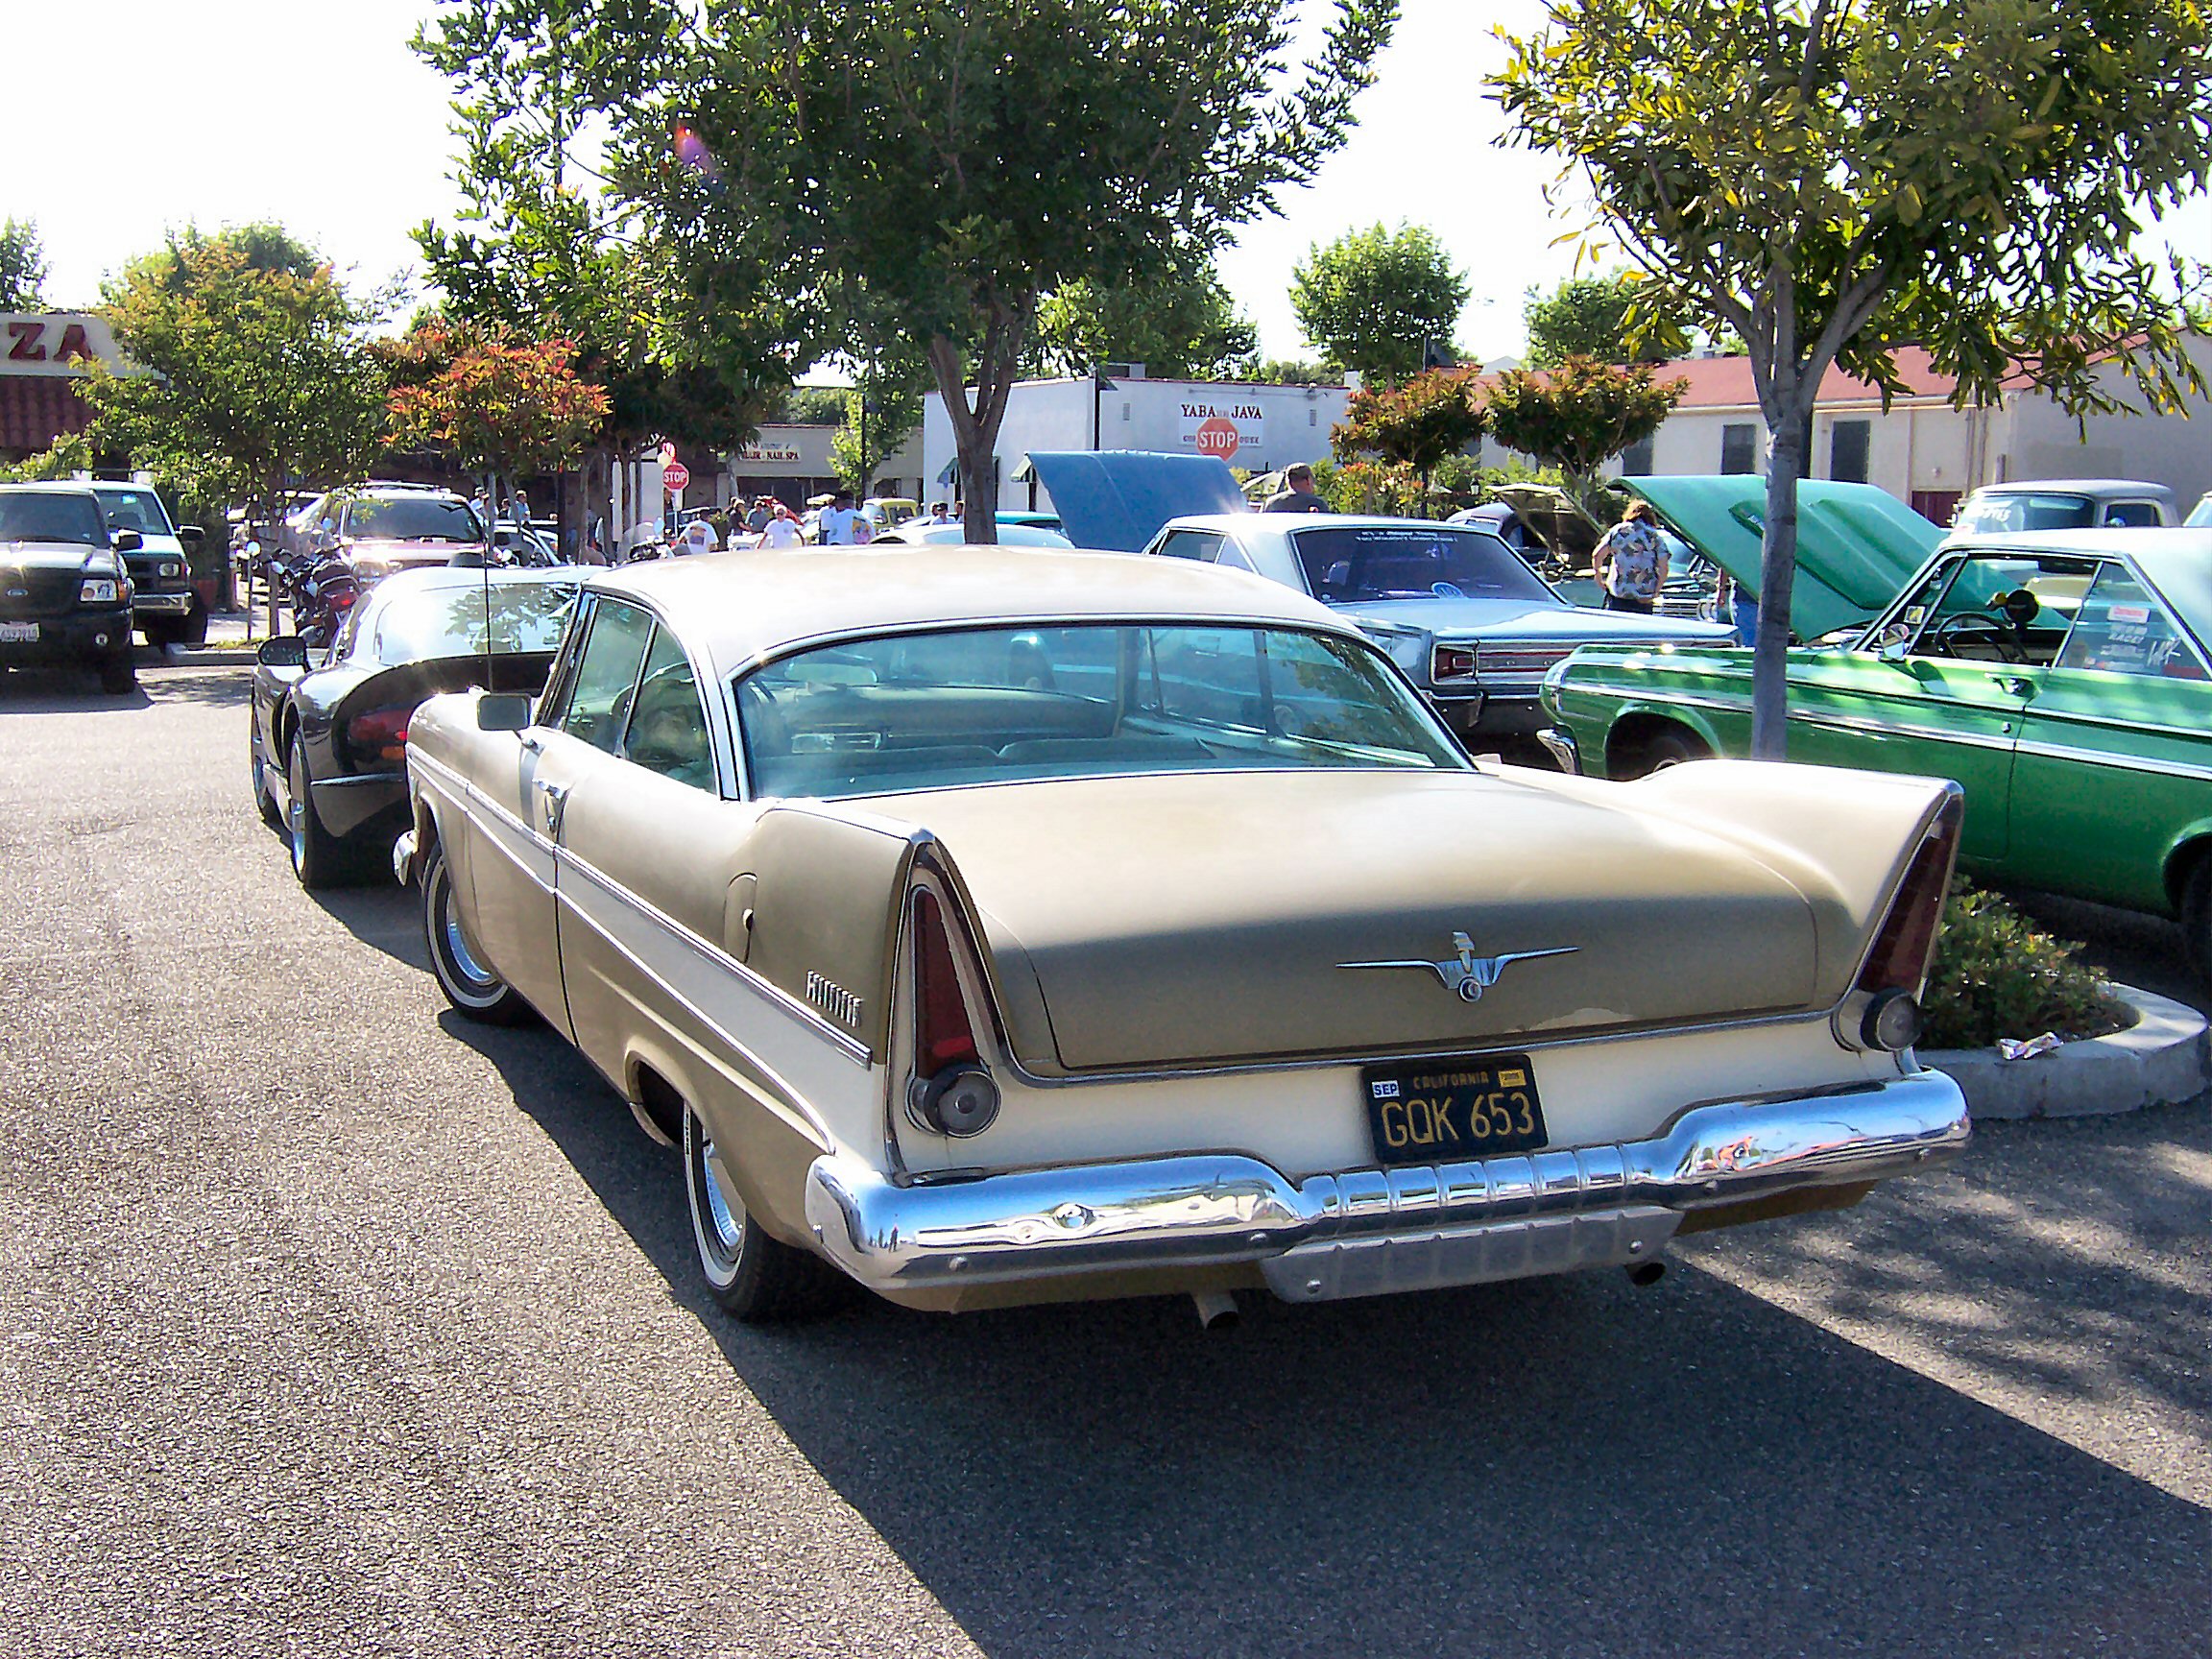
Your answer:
98,649 -> 136,695
684,1106 -> 845,1321
421,841 -> 531,1023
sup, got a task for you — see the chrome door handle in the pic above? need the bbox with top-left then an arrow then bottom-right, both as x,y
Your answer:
1989,674 -> 2032,697
538,780 -> 569,831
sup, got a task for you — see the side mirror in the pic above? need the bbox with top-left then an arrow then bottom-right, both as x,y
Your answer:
257,636 -> 309,669
177,525 -> 205,552
1879,639 -> 1911,663
113,529 -> 143,553
477,691 -> 533,733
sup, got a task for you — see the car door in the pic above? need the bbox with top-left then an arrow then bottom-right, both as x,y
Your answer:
1781,551 -> 2069,865
2005,561 -> 2212,911
465,594 -> 657,1037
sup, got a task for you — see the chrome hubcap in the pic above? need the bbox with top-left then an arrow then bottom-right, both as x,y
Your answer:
441,904 -> 494,990
698,1135 -> 744,1254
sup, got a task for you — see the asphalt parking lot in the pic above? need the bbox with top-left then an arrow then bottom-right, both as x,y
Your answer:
3,662 -> 2208,1658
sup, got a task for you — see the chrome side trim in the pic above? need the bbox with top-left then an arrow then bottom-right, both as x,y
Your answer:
804,1070 -> 1969,1299
2011,735 -> 2212,783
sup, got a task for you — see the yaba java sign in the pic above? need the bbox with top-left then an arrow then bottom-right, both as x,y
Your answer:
1177,397 -> 1263,461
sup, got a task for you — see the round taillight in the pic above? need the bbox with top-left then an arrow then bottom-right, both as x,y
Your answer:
1861,988 -> 1924,1052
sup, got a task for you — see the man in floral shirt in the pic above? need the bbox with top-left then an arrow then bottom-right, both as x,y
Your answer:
1591,499 -> 1670,613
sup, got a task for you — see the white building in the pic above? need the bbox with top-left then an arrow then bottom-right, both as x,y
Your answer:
922,372 -> 1352,513
1573,337 -> 2212,523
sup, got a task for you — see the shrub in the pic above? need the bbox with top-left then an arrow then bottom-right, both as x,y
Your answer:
1919,880 -> 2129,1050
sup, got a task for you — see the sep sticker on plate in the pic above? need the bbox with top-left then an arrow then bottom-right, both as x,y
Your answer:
1361,1054 -> 1548,1166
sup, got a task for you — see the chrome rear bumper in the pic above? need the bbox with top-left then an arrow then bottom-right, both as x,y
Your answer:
804,1070 -> 1968,1303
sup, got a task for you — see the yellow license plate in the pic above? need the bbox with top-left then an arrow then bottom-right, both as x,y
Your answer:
1361,1054 -> 1548,1166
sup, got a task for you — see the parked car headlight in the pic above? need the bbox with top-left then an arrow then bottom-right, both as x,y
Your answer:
159,561 -> 182,580
80,579 -> 120,604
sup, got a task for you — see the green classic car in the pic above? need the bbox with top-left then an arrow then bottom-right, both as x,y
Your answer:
1542,520 -> 2212,971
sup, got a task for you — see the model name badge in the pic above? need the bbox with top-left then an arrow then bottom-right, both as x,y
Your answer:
805,972 -> 863,1030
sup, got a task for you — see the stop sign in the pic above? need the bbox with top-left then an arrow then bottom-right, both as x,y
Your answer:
1193,417 -> 1241,460
662,460 -> 691,493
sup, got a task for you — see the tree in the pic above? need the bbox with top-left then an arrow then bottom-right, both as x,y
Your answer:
77,226 -> 389,619
1246,358 -> 1342,386
1496,0 -> 2212,756
830,378 -> 924,496
1523,275 -> 1687,368
1332,368 -> 1483,493
0,219 -> 48,309
1289,223 -> 1469,384
558,0 -> 1397,542
1480,357 -> 1684,508
384,319 -> 610,496
413,0 -> 790,547
1031,257 -> 1259,379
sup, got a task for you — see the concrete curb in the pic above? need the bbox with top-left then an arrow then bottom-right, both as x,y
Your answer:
1924,982 -> 2209,1121
154,645 -> 257,667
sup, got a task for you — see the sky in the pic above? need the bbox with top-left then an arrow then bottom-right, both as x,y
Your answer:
12,1 -> 2210,369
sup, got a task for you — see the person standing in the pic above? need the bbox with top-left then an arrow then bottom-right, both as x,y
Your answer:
755,504 -> 805,549
1591,500 -> 1670,614
817,490 -> 859,544
1262,463 -> 1332,514
509,487 -> 531,529
927,502 -> 950,526
747,496 -> 772,534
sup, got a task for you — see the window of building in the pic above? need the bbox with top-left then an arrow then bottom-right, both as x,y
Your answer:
1720,424 -> 1758,474
1619,435 -> 1654,476
1831,420 -> 1870,484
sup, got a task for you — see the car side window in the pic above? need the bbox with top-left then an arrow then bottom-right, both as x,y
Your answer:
2103,501 -> 2164,529
558,599 -> 657,753
618,626 -> 716,789
1214,537 -> 1258,573
1904,553 -> 2090,665
1155,529 -> 1225,562
1142,626 -> 1264,729
2055,565 -> 2208,680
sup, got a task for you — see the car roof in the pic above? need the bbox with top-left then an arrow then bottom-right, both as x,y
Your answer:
1942,526 -> 2212,639
1965,479 -> 2176,499
585,545 -> 1354,669
0,481 -> 101,496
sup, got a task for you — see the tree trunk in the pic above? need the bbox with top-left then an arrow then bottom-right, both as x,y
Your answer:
1749,405 -> 1807,759
927,302 -> 1026,546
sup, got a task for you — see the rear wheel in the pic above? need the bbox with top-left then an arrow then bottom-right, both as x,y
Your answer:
250,723 -> 283,830
421,841 -> 531,1023
287,744 -> 362,888
2182,860 -> 2212,983
684,1105 -> 846,1321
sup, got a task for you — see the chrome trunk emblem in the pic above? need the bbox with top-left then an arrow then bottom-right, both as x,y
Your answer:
1338,931 -> 1575,1003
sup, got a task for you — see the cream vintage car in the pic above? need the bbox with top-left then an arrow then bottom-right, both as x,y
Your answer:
395,547 -> 1970,1322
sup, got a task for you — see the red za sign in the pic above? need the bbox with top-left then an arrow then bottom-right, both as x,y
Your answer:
1192,417 -> 1241,459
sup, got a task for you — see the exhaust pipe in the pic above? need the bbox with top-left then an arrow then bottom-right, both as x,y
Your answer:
1624,1260 -> 1668,1288
1191,1289 -> 1240,1331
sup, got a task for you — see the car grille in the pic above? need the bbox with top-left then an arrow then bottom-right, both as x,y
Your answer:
0,565 -> 84,620
1475,643 -> 1579,685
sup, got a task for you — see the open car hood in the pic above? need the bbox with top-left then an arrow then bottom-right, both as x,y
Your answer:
1023,450 -> 1249,552
1623,476 -> 1941,639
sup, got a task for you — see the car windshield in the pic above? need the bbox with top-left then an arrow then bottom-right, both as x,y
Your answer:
736,622 -> 1468,800
1291,524 -> 1555,603
0,492 -> 103,545
342,496 -> 483,543
366,582 -> 579,665
92,488 -> 174,537
1952,493 -> 2098,534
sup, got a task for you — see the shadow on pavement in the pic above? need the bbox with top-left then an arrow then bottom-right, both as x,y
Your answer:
435,1007 -> 2212,1659
310,880 -> 425,972
0,669 -> 153,712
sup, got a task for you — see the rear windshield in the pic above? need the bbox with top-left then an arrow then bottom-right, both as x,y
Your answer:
92,487 -> 175,537
341,495 -> 483,543
736,622 -> 1467,800
1952,493 -> 2097,534
367,582 -> 578,665
0,492 -> 104,545
1291,524 -> 1553,603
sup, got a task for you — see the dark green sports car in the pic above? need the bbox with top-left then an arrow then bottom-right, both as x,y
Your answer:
1542,504 -> 2212,972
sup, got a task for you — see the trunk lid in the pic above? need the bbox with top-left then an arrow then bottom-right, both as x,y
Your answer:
898,769 -> 1820,1072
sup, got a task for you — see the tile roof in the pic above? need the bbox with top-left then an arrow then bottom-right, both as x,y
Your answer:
0,375 -> 91,452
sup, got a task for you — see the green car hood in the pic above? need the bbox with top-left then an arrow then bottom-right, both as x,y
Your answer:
1623,476 -> 1942,639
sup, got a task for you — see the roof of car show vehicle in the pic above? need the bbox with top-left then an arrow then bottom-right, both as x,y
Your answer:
586,544 -> 1356,671
1941,525 -> 2212,644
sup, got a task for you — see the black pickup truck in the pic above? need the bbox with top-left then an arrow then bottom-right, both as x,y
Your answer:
0,483 -> 139,693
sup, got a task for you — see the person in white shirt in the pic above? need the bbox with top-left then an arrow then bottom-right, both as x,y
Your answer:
816,489 -> 860,544
678,519 -> 715,556
755,505 -> 805,549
